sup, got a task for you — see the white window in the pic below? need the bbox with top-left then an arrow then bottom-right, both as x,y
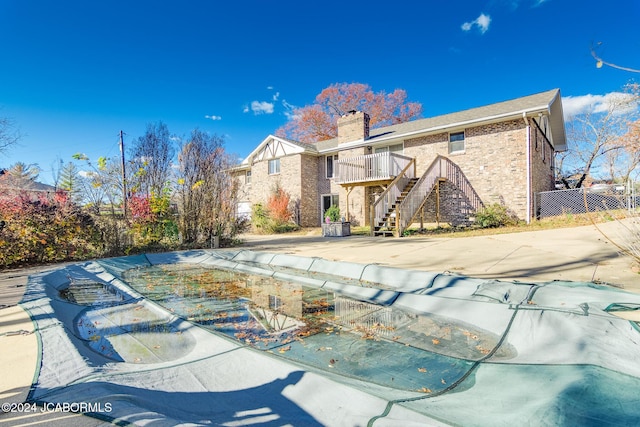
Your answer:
268,158 -> 280,175
269,294 -> 282,311
245,170 -> 252,184
326,154 -> 338,179
449,132 -> 465,153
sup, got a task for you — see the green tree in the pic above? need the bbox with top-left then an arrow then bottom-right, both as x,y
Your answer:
58,161 -> 83,203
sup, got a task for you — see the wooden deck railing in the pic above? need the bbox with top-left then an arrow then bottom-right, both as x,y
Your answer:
335,152 -> 413,184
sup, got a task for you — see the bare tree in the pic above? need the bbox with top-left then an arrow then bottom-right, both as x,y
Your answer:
176,130 -> 243,246
0,116 -> 21,155
603,143 -> 640,185
558,85 -> 639,188
72,153 -> 134,254
566,83 -> 640,265
129,122 -> 175,197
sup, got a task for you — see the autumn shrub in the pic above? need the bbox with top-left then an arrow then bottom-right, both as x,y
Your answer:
129,191 -> 179,249
250,186 -> 299,234
267,186 -> 299,233
0,191 -> 102,268
267,186 -> 292,224
474,203 -> 519,228
251,203 -> 270,233
92,214 -> 132,257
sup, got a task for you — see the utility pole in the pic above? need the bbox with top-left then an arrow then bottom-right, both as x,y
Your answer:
119,130 -> 127,218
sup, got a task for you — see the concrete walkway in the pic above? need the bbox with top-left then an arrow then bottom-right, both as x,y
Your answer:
0,222 -> 638,426
239,221 -> 639,292
0,265 -> 105,426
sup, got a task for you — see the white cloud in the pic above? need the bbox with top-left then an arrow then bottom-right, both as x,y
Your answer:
504,0 -> 548,9
282,99 -> 299,120
273,91 -> 280,101
204,114 -> 221,121
242,105 -> 250,113
562,92 -> 638,119
250,100 -> 274,115
461,13 -> 491,34
267,86 -> 274,90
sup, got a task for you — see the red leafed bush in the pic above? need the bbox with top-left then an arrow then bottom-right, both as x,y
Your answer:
129,194 -> 154,223
267,186 -> 292,224
0,190 -> 101,268
127,191 -> 178,247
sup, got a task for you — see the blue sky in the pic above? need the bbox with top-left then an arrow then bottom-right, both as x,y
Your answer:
1,0 -> 638,184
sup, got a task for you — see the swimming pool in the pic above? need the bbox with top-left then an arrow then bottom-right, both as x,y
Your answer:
20,249 -> 640,426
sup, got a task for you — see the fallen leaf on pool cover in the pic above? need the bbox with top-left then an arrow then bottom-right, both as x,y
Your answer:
278,345 -> 291,353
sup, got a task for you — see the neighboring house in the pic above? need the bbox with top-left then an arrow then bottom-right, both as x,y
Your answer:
232,89 -> 566,236
0,173 -> 59,197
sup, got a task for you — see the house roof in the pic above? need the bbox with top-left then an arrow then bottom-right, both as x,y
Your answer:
238,135 -> 318,168
0,178 -> 59,195
235,89 -> 567,167
317,88 -> 567,152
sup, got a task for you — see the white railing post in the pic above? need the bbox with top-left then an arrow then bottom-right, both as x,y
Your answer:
336,152 -> 413,184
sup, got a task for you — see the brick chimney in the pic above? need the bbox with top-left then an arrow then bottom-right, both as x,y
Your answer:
337,110 -> 370,145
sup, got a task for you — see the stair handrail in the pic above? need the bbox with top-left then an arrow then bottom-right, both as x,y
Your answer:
441,157 -> 484,213
395,156 -> 446,234
397,155 -> 484,235
369,157 -> 416,235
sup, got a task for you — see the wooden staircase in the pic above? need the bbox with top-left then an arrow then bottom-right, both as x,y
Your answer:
372,178 -> 419,237
370,155 -> 484,237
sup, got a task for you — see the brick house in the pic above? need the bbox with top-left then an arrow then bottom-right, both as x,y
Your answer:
232,89 -> 566,236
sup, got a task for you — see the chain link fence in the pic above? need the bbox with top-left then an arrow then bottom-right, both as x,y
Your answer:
535,183 -> 638,219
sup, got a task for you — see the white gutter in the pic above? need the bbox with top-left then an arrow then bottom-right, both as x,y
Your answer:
523,112 -> 531,224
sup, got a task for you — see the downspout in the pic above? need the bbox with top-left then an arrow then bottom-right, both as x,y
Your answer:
523,112 -> 531,224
